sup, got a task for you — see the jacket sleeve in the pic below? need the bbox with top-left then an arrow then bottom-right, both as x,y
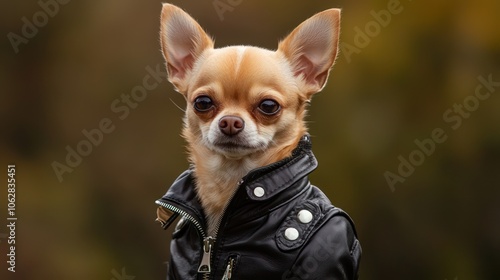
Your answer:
283,214 -> 362,280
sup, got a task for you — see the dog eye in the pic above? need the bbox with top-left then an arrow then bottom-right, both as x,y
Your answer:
193,96 -> 214,112
258,99 -> 280,115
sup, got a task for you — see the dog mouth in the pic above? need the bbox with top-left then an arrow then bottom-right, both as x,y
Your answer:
211,138 -> 266,154
214,141 -> 253,150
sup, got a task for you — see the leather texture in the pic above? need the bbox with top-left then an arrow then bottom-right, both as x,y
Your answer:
156,136 -> 362,280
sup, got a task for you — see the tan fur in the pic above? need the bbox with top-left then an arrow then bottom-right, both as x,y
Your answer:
160,4 -> 341,235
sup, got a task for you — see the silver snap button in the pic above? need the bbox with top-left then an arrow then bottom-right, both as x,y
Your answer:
297,209 -> 313,224
284,227 -> 300,241
253,186 -> 265,198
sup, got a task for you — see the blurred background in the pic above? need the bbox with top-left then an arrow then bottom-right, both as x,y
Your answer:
1,0 -> 499,279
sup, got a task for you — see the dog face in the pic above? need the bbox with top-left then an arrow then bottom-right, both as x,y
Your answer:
181,46 -> 302,159
160,4 -> 340,162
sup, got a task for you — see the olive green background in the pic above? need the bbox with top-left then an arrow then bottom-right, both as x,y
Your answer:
1,0 -> 499,279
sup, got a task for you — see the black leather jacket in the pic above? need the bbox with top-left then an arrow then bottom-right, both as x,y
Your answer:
155,136 -> 361,280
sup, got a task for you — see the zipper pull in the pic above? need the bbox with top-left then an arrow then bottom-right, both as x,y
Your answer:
198,236 -> 214,273
222,257 -> 235,280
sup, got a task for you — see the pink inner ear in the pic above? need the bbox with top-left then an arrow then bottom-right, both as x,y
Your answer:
294,55 -> 315,83
168,53 -> 195,80
293,54 -> 331,90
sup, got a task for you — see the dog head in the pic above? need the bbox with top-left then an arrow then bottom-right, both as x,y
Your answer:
160,4 -> 340,164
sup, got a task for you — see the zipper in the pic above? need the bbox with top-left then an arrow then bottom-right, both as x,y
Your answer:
155,200 -> 207,239
155,179 -> 244,280
201,179 -> 242,279
198,236 -> 214,273
155,200 -> 212,279
212,179 -> 244,237
221,257 -> 235,280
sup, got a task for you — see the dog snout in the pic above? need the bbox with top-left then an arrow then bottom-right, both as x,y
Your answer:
219,116 -> 245,136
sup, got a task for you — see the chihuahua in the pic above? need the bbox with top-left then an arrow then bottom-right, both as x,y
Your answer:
156,4 -> 360,279
160,4 -> 340,235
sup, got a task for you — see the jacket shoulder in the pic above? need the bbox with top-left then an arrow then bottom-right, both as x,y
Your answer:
281,187 -> 362,280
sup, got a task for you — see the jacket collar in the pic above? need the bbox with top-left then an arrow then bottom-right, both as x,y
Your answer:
157,135 -> 318,219
241,135 -> 318,201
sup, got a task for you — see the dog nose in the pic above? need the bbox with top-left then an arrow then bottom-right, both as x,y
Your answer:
219,116 -> 245,136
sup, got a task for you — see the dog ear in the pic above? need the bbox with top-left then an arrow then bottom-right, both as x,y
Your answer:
278,9 -> 341,98
160,4 -> 214,92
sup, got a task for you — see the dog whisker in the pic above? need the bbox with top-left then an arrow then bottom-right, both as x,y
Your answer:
169,98 -> 186,113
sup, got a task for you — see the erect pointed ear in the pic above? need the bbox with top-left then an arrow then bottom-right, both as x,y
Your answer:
278,9 -> 341,98
160,4 -> 214,92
